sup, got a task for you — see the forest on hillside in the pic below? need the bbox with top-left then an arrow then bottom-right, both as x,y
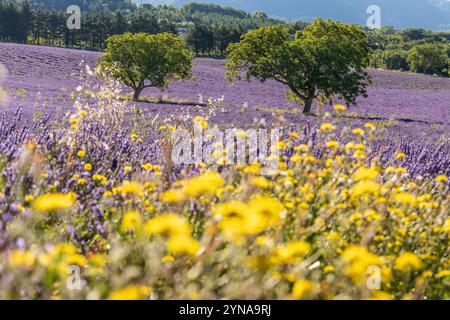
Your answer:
1,0 -> 449,76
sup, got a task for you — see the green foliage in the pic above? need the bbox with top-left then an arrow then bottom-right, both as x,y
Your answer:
367,28 -> 450,77
12,0 -> 135,12
99,32 -> 193,100
371,49 -> 409,71
225,19 -> 372,114
186,23 -> 214,55
1,1 -> 278,56
3,1 -> 450,77
407,43 -> 449,76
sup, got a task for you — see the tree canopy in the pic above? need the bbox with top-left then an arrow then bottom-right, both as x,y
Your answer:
98,32 -> 193,100
225,19 -> 372,114
407,43 -> 449,76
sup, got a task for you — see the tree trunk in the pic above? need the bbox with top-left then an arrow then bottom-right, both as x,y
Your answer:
302,97 -> 314,114
133,86 -> 144,101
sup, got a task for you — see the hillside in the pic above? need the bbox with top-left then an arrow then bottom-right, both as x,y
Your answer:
143,0 -> 450,30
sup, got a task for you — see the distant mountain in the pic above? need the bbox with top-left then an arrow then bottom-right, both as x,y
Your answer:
139,0 -> 450,30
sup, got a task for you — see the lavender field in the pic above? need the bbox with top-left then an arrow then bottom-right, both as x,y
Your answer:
2,43 -> 449,176
2,43 -> 449,132
0,43 -> 449,300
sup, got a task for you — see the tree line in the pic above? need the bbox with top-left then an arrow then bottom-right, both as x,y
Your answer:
0,1 -> 290,56
368,27 -> 450,77
1,1 -> 449,76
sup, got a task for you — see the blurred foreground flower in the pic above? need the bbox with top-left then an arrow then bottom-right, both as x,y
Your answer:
33,193 -> 75,212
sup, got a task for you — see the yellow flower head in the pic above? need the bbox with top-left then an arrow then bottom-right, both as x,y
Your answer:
33,193 -> 75,212
161,189 -> 185,204
212,201 -> 248,219
341,246 -> 381,284
442,218 -> 450,233
325,140 -> 339,149
250,176 -> 271,189
364,123 -> 376,130
392,192 -> 416,206
352,128 -> 365,136
167,234 -> 200,256
183,172 -> 225,198
394,252 -> 422,273
350,181 -> 381,198
124,165 -> 133,174
77,150 -> 86,158
108,285 -> 152,300
117,181 -> 144,197
352,166 -> 379,181
145,213 -> 191,236
395,152 -> 407,160
122,211 -> 142,232
289,132 -> 300,139
272,241 -> 311,264
294,144 -> 309,153
9,250 -> 36,268
320,123 -> 335,132
292,279 -> 313,299
162,255 -> 175,263
333,104 -> 347,112
77,178 -> 87,186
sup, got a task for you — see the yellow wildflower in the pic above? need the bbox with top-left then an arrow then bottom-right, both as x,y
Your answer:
364,123 -> 376,130
395,152 -> 406,160
341,246 -> 381,284
442,218 -> 450,232
369,291 -> 393,300
251,176 -> 270,189
77,150 -> 86,158
145,213 -> 191,236
352,128 -> 365,136
352,166 -> 379,181
272,241 -> 310,264
393,192 -> 416,205
33,193 -> 74,212
161,189 -> 185,203
320,123 -> 335,132
117,181 -> 144,197
122,211 -> 142,232
167,234 -> 200,256
162,255 -> 175,263
436,270 -> 450,278
350,181 -> 381,198
292,279 -> 313,299
325,140 -> 339,149
9,250 -> 36,268
182,172 -> 225,198
124,165 -> 133,174
333,104 -> 347,112
108,285 -> 152,300
394,252 -> 422,273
